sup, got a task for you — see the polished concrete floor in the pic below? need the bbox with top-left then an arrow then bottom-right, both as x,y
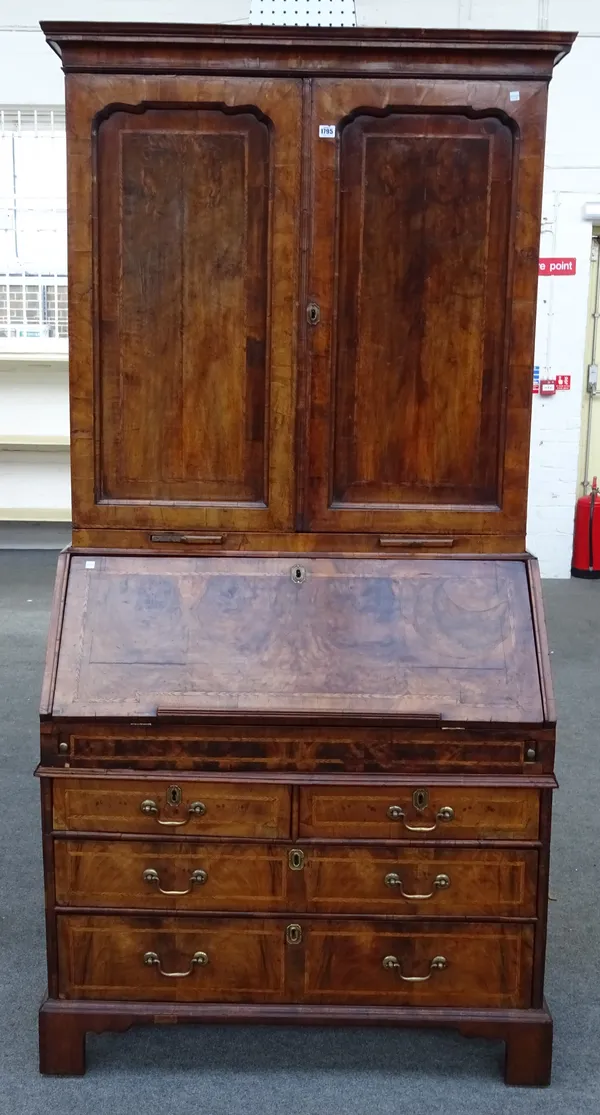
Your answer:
0,551 -> 598,1114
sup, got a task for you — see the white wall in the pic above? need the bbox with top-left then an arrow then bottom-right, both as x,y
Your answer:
1,0 -> 598,573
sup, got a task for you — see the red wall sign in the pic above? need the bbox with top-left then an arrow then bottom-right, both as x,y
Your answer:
539,257 -> 576,275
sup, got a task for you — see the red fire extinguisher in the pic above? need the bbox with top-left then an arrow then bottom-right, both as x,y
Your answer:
572,476 -> 600,578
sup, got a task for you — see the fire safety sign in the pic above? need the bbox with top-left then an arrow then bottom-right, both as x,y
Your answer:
538,257 -> 576,275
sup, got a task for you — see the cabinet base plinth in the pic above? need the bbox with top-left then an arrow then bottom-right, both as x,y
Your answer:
38,997 -> 553,1085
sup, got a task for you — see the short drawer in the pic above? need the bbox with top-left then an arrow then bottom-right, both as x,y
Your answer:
302,920 -> 534,1008
299,785 -> 540,840
52,779 -> 291,838
303,846 -> 538,917
56,915 -> 288,1002
54,840 -> 295,911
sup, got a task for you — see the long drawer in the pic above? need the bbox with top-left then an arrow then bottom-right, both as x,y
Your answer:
56,915 -> 534,1008
46,724 -> 549,774
299,785 -> 540,840
54,840 -> 538,917
52,779 -> 291,838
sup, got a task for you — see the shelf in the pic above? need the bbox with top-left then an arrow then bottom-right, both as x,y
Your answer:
0,435 -> 70,449
0,341 -> 68,360
0,507 -> 71,522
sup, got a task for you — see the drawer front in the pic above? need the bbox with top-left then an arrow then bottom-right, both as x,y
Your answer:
303,847 -> 538,917
57,915 -> 288,1002
46,725 -> 551,773
54,841 -> 296,911
302,921 -> 534,1008
57,915 -> 534,1007
53,841 -> 537,918
299,786 -> 539,840
52,779 -> 291,838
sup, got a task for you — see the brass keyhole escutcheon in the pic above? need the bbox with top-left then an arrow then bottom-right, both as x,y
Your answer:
286,924 -> 303,945
306,302 -> 320,326
291,565 -> 306,585
167,785 -> 182,807
412,789 -> 429,812
288,849 -> 305,871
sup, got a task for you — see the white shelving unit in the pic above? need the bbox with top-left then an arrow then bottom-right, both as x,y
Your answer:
0,352 -> 70,520
0,106 -> 70,522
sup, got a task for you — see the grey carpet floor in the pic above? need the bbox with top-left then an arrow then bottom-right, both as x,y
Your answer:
0,552 -> 598,1113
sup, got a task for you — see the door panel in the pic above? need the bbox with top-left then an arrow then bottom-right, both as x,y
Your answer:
69,77 -> 301,533
306,80 -> 535,538
99,110 -> 269,506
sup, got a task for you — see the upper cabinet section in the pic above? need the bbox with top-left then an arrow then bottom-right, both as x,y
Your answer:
42,24 -> 575,551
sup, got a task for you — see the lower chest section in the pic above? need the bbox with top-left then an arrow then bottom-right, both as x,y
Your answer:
42,769 -> 551,1012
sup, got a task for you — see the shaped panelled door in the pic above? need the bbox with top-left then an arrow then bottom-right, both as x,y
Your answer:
69,80 -> 302,533
305,80 -> 541,541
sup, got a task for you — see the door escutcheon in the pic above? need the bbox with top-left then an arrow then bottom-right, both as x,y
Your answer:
285,923 -> 303,945
288,849 -> 305,871
306,302 -> 320,326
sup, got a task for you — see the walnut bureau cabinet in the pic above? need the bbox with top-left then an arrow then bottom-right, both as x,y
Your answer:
38,23 -> 574,1083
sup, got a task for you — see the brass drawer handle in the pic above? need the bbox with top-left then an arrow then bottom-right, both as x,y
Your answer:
387,804 -> 454,831
384,872 -> 450,898
382,954 -> 447,981
142,868 -> 207,895
143,950 -> 208,977
140,799 -> 206,826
